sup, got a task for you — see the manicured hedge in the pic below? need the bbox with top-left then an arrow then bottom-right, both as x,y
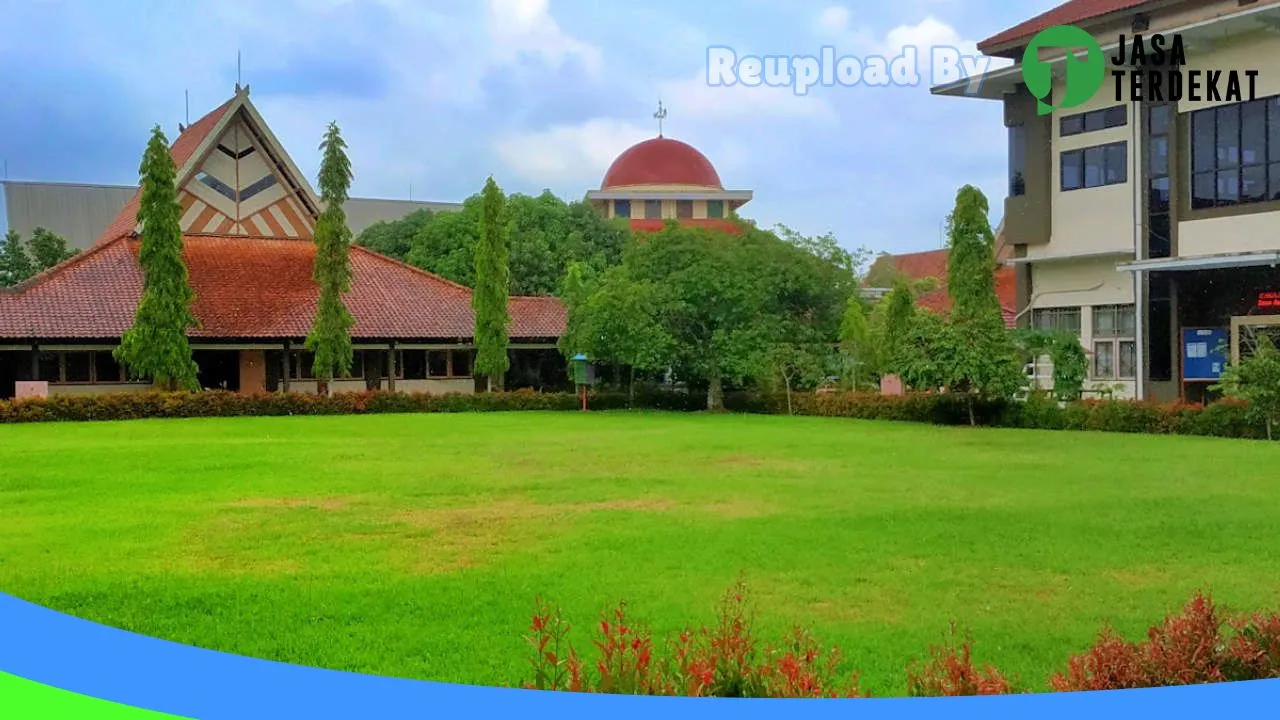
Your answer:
0,387 -> 1268,440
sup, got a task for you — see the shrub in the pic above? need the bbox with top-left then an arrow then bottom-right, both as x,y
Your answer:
906,623 -> 1012,696
1050,593 -> 1280,691
523,581 -> 865,698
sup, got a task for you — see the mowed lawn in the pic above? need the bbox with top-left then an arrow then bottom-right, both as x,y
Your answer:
2,412 -> 1279,695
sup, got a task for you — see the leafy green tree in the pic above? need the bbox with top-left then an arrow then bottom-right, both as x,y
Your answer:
880,276 -> 917,366
115,125 -> 199,391
941,185 -> 1023,424
473,176 -> 510,391
402,190 -> 630,295
564,265 -> 673,406
357,208 -> 434,260
839,297 -> 874,390
1012,329 -> 1085,401
1215,334 -> 1280,440
0,230 -> 36,287
305,121 -> 356,393
764,339 -> 829,414
28,227 -> 77,270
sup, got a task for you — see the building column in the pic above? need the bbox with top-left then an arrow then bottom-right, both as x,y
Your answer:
30,344 -> 39,380
387,343 -> 397,393
282,340 -> 292,393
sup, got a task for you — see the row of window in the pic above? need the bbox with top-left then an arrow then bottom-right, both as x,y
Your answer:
33,350 -> 131,385
1060,105 -> 1128,137
276,349 -> 474,382
1030,305 -> 1136,380
614,199 -> 725,220
1189,97 -> 1280,208
196,171 -> 279,203
1061,142 -> 1128,191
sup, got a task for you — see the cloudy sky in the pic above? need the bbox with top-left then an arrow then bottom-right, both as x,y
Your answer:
0,0 -> 1059,256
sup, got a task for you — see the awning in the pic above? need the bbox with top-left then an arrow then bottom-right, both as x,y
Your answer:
1003,250 -> 1133,266
1117,252 -> 1280,273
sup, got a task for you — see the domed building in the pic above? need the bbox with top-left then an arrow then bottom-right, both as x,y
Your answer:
587,127 -> 752,232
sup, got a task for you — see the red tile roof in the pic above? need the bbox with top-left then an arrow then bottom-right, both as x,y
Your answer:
979,0 -> 1151,53
868,248 -> 1018,328
628,218 -> 743,233
92,98 -> 236,247
0,235 -> 565,340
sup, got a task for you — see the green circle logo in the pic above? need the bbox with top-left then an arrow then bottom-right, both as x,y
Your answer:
1021,25 -> 1106,115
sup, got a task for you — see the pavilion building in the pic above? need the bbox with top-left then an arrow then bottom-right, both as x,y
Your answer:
0,88 -> 565,399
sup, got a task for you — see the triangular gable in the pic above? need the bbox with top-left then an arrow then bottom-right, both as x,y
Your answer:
93,88 -> 322,245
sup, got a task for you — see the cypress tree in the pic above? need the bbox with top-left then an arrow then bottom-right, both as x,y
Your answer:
115,125 -> 199,391
305,121 -> 356,394
473,176 -> 510,391
0,230 -> 35,286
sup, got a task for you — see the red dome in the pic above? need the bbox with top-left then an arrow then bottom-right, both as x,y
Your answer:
601,137 -> 722,189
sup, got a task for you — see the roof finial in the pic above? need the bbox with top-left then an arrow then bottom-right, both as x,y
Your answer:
653,98 -> 667,137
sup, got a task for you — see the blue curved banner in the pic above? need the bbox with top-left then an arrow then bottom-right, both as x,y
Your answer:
1,591 -> 1277,718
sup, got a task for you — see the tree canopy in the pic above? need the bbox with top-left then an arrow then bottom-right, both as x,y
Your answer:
115,125 -> 200,391
368,190 -> 630,296
305,121 -> 357,388
473,176 -> 511,390
0,228 -> 77,287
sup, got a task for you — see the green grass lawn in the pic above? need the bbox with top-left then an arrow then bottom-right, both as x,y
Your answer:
1,411 -> 1278,695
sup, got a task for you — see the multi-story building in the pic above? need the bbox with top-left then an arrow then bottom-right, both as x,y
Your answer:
935,0 -> 1280,402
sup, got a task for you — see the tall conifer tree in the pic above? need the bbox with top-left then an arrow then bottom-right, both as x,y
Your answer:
116,125 -> 199,391
473,176 -> 510,391
305,122 -> 356,394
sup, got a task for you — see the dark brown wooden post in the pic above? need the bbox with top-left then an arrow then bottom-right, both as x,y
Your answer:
387,343 -> 397,393
29,343 -> 39,380
282,340 -> 292,393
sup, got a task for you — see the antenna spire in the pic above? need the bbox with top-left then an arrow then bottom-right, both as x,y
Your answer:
235,50 -> 242,92
653,98 -> 667,137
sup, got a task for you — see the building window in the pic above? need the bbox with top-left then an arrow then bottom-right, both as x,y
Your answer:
706,200 -> 724,218
196,171 -> 236,201
613,199 -> 631,219
1189,96 -> 1280,209
425,349 -> 473,378
644,200 -> 662,219
1060,105 -> 1128,137
1092,305 -> 1137,380
1009,124 -> 1027,196
676,200 -> 694,218
36,350 -> 129,384
1032,307 -> 1082,335
1061,142 -> 1127,191
401,350 -> 428,380
451,350 -> 473,377
1146,103 -> 1173,259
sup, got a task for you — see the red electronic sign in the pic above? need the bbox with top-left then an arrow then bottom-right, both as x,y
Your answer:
1259,291 -> 1280,310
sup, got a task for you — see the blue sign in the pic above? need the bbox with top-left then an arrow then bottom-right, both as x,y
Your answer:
1182,327 -> 1228,381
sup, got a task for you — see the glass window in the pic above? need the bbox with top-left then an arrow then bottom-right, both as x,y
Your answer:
1105,143 -> 1127,184
706,200 -> 724,218
1062,151 -> 1083,190
1119,341 -> 1137,379
296,351 -> 315,380
1243,164 -> 1268,203
1093,341 -> 1115,378
676,200 -> 693,218
644,200 -> 662,219
1148,213 -> 1171,259
1192,112 -> 1216,173
1032,307 -> 1082,335
64,352 -> 92,383
1061,115 -> 1084,136
239,174 -> 278,202
427,350 -> 449,377
37,352 -> 59,383
1149,104 -> 1171,135
1149,177 -> 1170,213
1271,162 -> 1280,200
1008,124 -> 1026,197
94,351 -> 122,383
1192,172 -> 1216,209
450,350 -> 473,378
1149,136 -> 1168,176
1270,98 -> 1280,162
1084,146 -> 1104,187
1217,170 -> 1240,205
1217,104 -> 1240,168
613,200 -> 630,219
1242,100 -> 1267,165
1084,111 -> 1106,132
1104,105 -> 1127,128
1093,305 -> 1135,338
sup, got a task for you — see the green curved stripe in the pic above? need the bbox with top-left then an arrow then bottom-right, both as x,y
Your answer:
0,671 -> 189,719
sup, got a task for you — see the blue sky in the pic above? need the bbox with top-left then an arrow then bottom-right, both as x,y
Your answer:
0,0 -> 1060,256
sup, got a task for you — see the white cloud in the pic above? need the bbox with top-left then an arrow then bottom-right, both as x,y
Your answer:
814,9 -> 1013,73
494,119 -> 653,187
657,72 -> 837,123
485,0 -> 604,76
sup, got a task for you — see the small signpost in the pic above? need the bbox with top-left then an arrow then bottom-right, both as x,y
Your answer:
570,353 -> 595,411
